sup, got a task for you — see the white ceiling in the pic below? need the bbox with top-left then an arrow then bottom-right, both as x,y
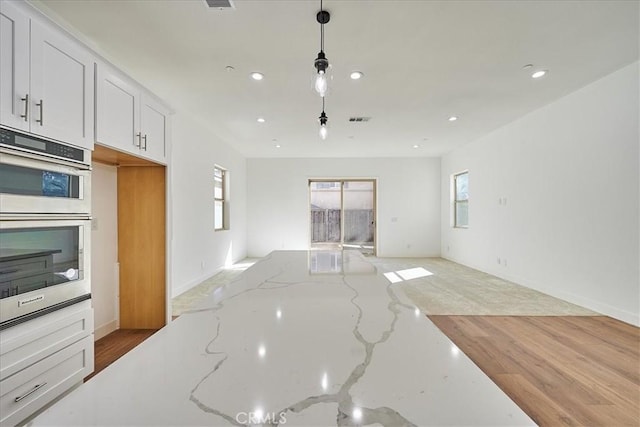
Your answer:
32,0 -> 639,158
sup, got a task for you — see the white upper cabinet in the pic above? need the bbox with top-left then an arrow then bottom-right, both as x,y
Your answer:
95,63 -> 140,154
0,2 -> 94,150
140,95 -> 167,163
30,21 -> 94,149
96,63 -> 167,163
0,2 -> 29,132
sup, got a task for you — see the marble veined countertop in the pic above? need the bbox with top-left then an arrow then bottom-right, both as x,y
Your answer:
31,250 -> 535,426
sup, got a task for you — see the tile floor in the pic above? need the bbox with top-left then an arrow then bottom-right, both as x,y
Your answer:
174,253 -> 595,317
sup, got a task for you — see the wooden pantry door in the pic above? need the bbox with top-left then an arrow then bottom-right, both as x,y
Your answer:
117,165 -> 166,329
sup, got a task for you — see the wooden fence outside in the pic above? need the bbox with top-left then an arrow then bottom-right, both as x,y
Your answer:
311,209 -> 374,244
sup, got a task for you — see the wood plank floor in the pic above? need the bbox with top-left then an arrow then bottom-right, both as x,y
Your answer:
85,329 -> 157,382
429,315 -> 640,427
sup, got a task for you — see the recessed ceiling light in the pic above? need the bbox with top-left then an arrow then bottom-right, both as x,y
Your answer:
522,64 -> 533,70
531,70 -> 547,79
257,117 -> 265,123
225,65 -> 235,72
275,144 -> 281,148
413,144 -> 419,149
448,116 -> 458,122
350,71 -> 364,80
250,72 -> 264,81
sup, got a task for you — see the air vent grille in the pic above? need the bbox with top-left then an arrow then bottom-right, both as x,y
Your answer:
348,117 -> 371,122
205,0 -> 235,9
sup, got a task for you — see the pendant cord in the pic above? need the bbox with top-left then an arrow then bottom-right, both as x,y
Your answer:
320,0 -> 324,51
322,96 -> 325,112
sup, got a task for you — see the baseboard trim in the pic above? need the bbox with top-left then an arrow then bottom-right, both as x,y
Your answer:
171,267 -> 223,299
94,319 -> 118,341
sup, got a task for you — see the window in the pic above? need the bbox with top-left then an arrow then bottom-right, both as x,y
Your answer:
214,166 -> 227,230
315,181 -> 340,189
454,171 -> 468,228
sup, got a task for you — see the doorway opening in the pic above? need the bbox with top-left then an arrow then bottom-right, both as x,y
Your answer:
309,179 -> 376,256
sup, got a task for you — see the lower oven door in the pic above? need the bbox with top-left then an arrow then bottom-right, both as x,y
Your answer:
0,219 -> 91,328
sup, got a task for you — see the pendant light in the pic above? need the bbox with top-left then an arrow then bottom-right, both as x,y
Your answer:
314,1 -> 330,97
319,98 -> 328,140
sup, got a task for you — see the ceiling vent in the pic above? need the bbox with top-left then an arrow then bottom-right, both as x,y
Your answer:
348,117 -> 371,122
205,0 -> 235,9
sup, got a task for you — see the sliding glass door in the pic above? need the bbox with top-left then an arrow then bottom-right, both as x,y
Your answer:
309,180 -> 376,255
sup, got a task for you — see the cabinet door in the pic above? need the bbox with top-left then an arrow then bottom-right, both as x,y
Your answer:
95,63 -> 140,154
0,2 -> 29,131
30,20 -> 94,150
140,96 -> 167,163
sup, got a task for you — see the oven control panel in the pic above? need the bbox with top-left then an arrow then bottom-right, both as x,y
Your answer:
0,127 -> 84,163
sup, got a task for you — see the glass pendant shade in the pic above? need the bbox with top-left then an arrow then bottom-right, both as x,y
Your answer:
319,123 -> 328,140
315,71 -> 328,97
318,110 -> 328,140
313,50 -> 329,97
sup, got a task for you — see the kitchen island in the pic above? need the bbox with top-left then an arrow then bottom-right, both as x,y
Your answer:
30,250 -> 534,426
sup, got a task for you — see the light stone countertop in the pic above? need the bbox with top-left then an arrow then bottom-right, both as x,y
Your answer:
30,250 -> 536,426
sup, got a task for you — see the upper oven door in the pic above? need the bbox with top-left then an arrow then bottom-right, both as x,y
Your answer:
0,148 -> 91,216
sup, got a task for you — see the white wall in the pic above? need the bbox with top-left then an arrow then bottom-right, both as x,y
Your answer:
441,62 -> 640,326
170,113 -> 247,298
91,162 -> 119,339
247,158 -> 441,258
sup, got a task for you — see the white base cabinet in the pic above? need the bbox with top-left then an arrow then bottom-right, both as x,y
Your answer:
96,62 -> 168,164
0,300 -> 94,427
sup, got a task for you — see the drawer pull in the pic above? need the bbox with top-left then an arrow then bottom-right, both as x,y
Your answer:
0,269 -> 19,275
14,382 -> 47,403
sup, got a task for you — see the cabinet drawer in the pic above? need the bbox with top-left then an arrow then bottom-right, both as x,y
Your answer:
0,300 -> 93,380
0,334 -> 93,426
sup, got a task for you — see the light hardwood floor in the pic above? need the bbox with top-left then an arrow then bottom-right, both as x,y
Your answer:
429,315 -> 640,426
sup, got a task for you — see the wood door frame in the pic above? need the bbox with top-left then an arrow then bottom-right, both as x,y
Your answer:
93,143 -> 172,330
308,178 -> 377,256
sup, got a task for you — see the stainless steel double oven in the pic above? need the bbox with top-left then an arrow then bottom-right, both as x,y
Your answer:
0,126 -> 91,329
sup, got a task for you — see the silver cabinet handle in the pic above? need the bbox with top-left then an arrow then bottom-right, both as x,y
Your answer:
142,134 -> 147,151
36,99 -> 44,125
15,382 -> 47,403
0,269 -> 19,275
135,132 -> 141,148
20,94 -> 29,121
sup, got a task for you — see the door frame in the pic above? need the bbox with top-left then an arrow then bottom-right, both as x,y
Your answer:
308,178 -> 377,256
